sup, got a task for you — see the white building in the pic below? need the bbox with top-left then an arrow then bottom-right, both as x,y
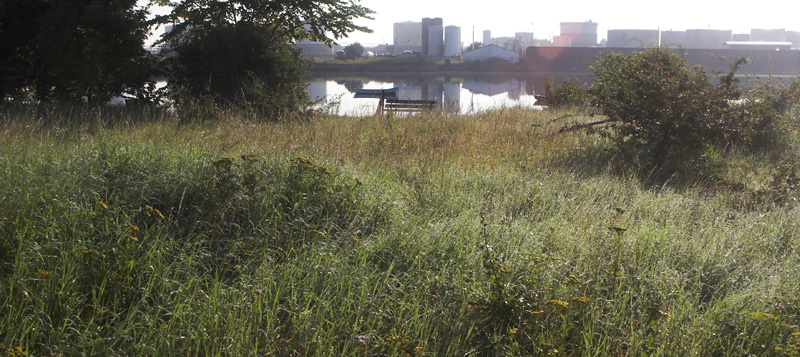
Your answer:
462,45 -> 520,63
394,21 -> 423,53
293,24 -> 335,57
444,26 -> 461,57
294,40 -> 334,57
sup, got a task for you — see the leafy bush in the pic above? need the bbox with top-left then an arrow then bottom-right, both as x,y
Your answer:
589,47 -> 800,168
541,77 -> 588,108
589,48 -> 736,166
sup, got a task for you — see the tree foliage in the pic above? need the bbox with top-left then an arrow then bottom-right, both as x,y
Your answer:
0,0 -> 154,104
343,42 -> 365,59
154,0 -> 373,115
465,42 -> 483,52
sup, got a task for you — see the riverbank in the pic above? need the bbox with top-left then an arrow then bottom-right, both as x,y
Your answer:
308,46 -> 800,76
306,57 -> 533,75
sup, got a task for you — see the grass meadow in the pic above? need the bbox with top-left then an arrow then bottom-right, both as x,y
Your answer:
1,105 -> 800,355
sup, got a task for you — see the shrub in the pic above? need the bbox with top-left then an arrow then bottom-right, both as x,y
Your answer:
541,77 -> 588,108
589,48 -> 735,166
589,47 -> 800,168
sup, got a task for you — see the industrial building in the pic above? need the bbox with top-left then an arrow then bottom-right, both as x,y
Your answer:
462,45 -> 520,63
292,24 -> 335,57
660,29 -> 731,49
393,21 -> 423,53
788,31 -> 800,48
554,21 -> 598,47
607,29 -> 659,48
421,18 -> 443,55
427,19 -> 444,56
515,32 -> 535,48
724,41 -> 793,50
294,40 -> 334,57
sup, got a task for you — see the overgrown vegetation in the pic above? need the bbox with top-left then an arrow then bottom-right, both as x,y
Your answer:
2,24 -> 800,354
541,77 -> 589,108
1,99 -> 799,354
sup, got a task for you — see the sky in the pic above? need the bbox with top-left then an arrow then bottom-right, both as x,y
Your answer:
341,0 -> 800,46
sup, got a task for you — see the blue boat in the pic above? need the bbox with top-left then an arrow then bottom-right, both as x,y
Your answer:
353,87 -> 399,97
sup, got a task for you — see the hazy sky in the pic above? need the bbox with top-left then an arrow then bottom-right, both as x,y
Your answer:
343,0 -> 800,45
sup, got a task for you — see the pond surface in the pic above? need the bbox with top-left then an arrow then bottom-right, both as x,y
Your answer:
306,74 -> 591,116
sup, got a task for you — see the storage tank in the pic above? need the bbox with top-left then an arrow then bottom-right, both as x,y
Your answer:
686,29 -> 731,49
607,29 -> 659,48
751,29 -> 786,42
422,18 -> 432,55
661,30 -> 690,48
427,18 -> 444,56
444,26 -> 461,57
559,21 -> 598,47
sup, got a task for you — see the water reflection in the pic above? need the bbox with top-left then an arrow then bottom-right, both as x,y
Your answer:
307,75 -> 586,116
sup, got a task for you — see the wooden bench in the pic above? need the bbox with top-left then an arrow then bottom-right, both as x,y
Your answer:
380,99 -> 438,114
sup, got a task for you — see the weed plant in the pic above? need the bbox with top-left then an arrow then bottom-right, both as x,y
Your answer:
1,103 -> 799,355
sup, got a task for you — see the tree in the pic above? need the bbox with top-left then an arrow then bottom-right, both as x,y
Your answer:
0,0 -> 154,104
154,0 -> 374,115
343,42 -> 364,59
465,42 -> 483,52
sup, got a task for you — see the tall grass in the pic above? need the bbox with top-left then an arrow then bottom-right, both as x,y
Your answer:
1,105 -> 799,355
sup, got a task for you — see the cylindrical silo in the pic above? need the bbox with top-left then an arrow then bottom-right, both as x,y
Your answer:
428,18 -> 444,57
444,26 -> 461,57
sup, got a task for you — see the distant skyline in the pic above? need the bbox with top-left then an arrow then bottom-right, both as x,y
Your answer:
342,0 -> 800,46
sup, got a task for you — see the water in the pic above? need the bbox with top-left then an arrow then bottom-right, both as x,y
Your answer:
306,74 -> 589,116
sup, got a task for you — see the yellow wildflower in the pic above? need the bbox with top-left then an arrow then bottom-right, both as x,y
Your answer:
129,236 -> 139,242
123,223 -> 139,232
547,349 -> 559,355
498,266 -> 511,274
98,202 -> 108,210
414,346 -> 424,355
572,296 -> 590,303
37,269 -> 52,277
290,157 -> 330,175
311,230 -> 326,238
548,300 -> 569,308
508,328 -> 518,335
145,205 -> 165,220
351,236 -> 361,244
563,274 -> 581,285
532,310 -> 544,315
5,347 -> 25,357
